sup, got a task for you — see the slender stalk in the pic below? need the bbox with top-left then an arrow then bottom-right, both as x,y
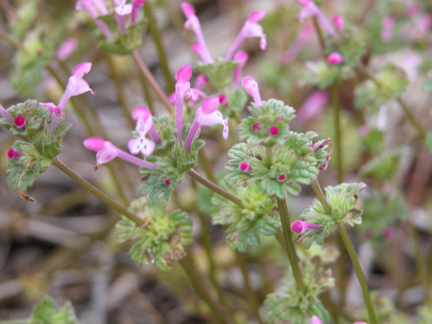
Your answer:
197,149 -> 217,183
187,169 -> 242,206
311,179 -> 378,324
235,251 -> 264,324
138,71 -> 155,115
277,197 -> 306,292
357,63 -> 426,140
0,28 -> 24,50
338,224 -> 378,324
312,17 -> 326,52
331,85 -> 344,183
52,158 -> 146,226
132,50 -> 174,113
179,258 -> 228,324
144,2 -> 175,94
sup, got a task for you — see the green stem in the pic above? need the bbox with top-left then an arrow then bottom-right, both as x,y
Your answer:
338,224 -> 378,324
311,179 -> 378,324
277,197 -> 306,292
179,257 -> 228,324
235,251 -> 264,324
198,149 -> 217,183
312,17 -> 326,52
138,70 -> 155,115
332,85 -> 343,183
187,169 -> 242,206
144,2 -> 175,94
52,158 -> 145,226
132,50 -> 174,113
357,63 -> 426,140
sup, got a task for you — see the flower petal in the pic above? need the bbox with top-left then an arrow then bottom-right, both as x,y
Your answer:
73,62 -> 92,78
96,143 -> 118,165
68,76 -> 94,96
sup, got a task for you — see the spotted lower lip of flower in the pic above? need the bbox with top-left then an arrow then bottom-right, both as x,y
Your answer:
291,220 -> 322,234
181,3 -> 213,63
184,96 -> 229,152
114,0 -> 132,32
84,137 -> 156,170
226,11 -> 267,60
132,106 -> 161,143
6,148 -> 22,159
242,76 -> 262,106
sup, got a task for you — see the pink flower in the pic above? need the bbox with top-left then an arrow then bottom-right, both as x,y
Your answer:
294,90 -> 328,125
175,64 -> 192,140
297,0 -> 336,36
84,137 -> 156,170
281,23 -> 314,65
128,106 -> 160,157
233,51 -> 249,86
194,74 -> 209,89
14,116 -> 26,130
382,228 -> 394,239
239,161 -> 252,172
114,0 -> 133,32
332,15 -> 344,33
327,52 -> 344,65
182,3 -> 213,63
6,148 -> 21,159
226,11 -> 267,60
310,316 -> 322,324
291,220 -> 322,234
242,76 -> 262,107
131,0 -> 147,24
269,126 -> 279,136
0,104 -> 13,124
184,97 -> 229,152
56,37 -> 78,61
381,16 -> 394,43
219,94 -> 228,106
75,0 -> 111,38
359,125 -> 369,136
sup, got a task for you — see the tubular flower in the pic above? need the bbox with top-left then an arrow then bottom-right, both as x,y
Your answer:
281,23 -> 314,65
75,0 -> 111,38
233,51 -> 249,86
84,137 -> 156,170
47,62 -> 94,133
175,65 -> 192,140
381,16 -> 394,43
128,106 -> 160,157
131,0 -> 146,24
181,3 -> 213,63
332,15 -> 344,33
242,76 -> 262,106
294,90 -> 328,125
291,220 -> 322,234
114,0 -> 133,33
56,37 -> 79,61
226,11 -> 267,60
184,97 -> 229,152
0,104 -> 14,124
297,0 -> 336,37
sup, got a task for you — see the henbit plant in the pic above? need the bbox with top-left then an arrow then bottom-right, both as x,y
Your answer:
1,0 -> 432,323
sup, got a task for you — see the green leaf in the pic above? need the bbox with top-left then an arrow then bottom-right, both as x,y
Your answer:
30,296 -> 77,324
359,147 -> 407,180
196,58 -> 239,89
99,21 -> 147,55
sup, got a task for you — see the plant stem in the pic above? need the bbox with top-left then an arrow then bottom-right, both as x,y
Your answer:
187,169 -> 242,206
312,16 -> 326,52
331,85 -> 344,183
198,149 -> 217,183
137,71 -> 155,115
235,251 -> 264,324
132,50 -> 174,113
311,179 -> 378,324
52,158 -> 146,226
338,224 -> 378,324
179,257 -> 228,324
357,63 -> 426,140
144,2 -> 175,94
277,197 -> 306,292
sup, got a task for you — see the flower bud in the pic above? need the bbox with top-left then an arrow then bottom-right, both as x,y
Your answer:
291,220 -> 322,234
327,52 -> 344,65
239,161 -> 252,172
252,123 -> 260,132
6,148 -> 21,159
332,15 -> 344,33
14,116 -> 26,129
269,126 -> 279,136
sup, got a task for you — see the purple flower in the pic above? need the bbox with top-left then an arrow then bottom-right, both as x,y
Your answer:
76,0 -> 112,38
175,65 -> 192,140
242,76 -> 262,106
226,11 -> 267,60
84,137 -> 156,170
297,0 -> 336,37
281,23 -> 314,65
184,97 -> 229,152
0,104 -> 13,124
131,0 -> 146,24
114,0 -> 133,33
182,3 -> 213,63
56,37 -> 78,61
233,51 -> 248,86
291,220 -> 322,234
128,106 -> 160,157
6,148 -> 21,159
381,16 -> 394,43
327,52 -> 344,65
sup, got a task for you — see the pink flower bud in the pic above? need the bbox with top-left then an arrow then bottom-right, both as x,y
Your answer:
177,64 -> 192,83
249,11 -> 266,23
202,97 -> 220,114
383,228 -> 394,239
219,94 -> 228,106
310,316 -> 322,324
6,148 -> 21,159
269,126 -> 279,136
278,174 -> 287,181
14,116 -> 26,129
194,74 -> 209,89
239,161 -> 252,172
332,15 -> 344,33
181,2 -> 195,19
252,123 -> 260,132
164,179 -> 171,186
327,52 -> 344,65
83,137 -> 108,152
242,76 -> 262,106
291,220 -> 322,234
168,93 -> 176,103
57,37 -> 78,61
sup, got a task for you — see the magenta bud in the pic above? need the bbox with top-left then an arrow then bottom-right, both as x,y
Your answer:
14,116 -> 26,129
201,97 -> 220,114
332,15 -> 344,33
252,123 -> 260,132
6,148 -> 21,159
383,228 -> 394,239
327,52 -> 344,65
277,174 -> 286,181
83,137 -> 107,152
219,94 -> 228,106
310,316 -> 322,324
269,126 -> 279,136
239,161 -> 252,172
164,179 -> 171,186
291,220 -> 322,234
168,93 -> 176,103
177,64 -> 192,83
181,2 -> 195,18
